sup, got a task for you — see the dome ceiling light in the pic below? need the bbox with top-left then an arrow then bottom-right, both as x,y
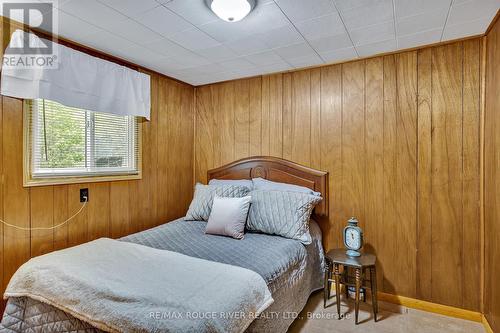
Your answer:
206,0 -> 256,22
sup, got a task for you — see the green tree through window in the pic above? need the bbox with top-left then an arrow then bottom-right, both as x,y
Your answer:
36,99 -> 86,168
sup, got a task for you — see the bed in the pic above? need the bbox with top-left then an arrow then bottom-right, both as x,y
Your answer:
0,156 -> 329,333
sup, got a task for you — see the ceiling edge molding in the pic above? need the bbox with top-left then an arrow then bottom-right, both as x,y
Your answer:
1,10 -> 497,88
194,32 -> 486,87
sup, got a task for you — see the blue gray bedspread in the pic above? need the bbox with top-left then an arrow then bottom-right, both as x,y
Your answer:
123,219 -> 311,291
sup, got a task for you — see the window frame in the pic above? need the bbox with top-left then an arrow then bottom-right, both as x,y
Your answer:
23,100 -> 143,187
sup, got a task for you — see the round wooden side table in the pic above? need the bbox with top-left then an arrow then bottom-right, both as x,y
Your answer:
324,249 -> 378,324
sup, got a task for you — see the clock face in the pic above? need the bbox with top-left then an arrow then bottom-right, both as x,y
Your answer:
345,228 -> 361,250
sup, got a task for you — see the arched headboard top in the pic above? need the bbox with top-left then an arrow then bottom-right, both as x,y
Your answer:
207,156 -> 329,216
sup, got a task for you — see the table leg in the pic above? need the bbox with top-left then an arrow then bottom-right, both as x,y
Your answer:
344,268 -> 349,299
370,266 -> 378,321
324,261 -> 330,308
334,263 -> 341,319
355,268 -> 361,325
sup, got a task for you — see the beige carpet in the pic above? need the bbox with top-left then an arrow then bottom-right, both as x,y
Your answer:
288,291 -> 485,333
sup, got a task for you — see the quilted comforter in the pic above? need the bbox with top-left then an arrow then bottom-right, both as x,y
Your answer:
0,218 -> 325,333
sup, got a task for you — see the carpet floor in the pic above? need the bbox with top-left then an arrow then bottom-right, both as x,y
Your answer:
288,291 -> 485,333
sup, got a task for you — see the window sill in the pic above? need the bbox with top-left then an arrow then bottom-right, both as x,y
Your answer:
23,172 -> 142,187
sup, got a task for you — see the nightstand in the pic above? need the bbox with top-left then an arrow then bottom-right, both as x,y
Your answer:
324,249 -> 378,324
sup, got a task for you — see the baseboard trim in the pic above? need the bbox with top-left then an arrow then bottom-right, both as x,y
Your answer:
375,292 -> 483,322
482,315 -> 494,333
335,286 -> 483,323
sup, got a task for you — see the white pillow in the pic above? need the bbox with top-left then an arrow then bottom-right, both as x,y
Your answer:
252,177 -> 321,196
205,196 -> 252,239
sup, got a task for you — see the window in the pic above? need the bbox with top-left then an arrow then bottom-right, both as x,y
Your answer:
24,99 -> 141,186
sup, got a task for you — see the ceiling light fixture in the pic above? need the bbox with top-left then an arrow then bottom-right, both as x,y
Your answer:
207,0 -> 255,22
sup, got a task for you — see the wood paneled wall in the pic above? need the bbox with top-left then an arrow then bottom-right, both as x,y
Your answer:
0,14 -> 490,318
484,16 -> 500,333
0,24 -> 195,298
194,39 -> 483,311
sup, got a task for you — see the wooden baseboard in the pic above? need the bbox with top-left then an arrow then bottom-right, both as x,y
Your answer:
335,285 -> 483,323
375,292 -> 483,322
482,315 -> 494,333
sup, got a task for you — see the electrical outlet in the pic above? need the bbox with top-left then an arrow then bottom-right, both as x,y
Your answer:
80,188 -> 89,202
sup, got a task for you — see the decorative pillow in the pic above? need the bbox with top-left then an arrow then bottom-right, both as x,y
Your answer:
185,183 -> 250,221
252,177 -> 321,196
208,179 -> 253,190
205,196 -> 252,239
247,190 -> 322,244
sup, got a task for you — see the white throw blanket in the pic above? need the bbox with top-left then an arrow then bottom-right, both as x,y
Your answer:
4,238 -> 273,333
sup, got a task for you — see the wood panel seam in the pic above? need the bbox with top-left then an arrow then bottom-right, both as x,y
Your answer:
193,38 -> 482,312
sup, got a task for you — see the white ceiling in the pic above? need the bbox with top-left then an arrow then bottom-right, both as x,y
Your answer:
8,0 -> 500,85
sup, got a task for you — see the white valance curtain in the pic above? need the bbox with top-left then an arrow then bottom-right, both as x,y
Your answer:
1,30 -> 151,120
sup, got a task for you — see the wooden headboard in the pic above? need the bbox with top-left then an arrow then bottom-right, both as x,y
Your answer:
207,156 -> 329,216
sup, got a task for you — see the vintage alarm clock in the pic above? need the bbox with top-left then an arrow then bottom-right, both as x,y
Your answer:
343,217 -> 363,257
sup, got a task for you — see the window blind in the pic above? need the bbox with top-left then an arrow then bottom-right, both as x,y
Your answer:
27,99 -> 140,178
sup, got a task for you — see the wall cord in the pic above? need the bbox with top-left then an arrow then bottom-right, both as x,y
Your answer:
0,196 -> 88,231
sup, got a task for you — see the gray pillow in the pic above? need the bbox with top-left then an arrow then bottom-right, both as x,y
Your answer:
185,183 -> 250,221
208,179 -> 253,190
252,177 -> 321,196
205,196 -> 252,239
247,190 -> 322,244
